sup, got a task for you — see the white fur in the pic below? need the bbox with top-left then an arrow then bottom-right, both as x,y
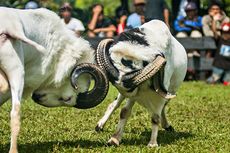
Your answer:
97,20 -> 188,147
0,7 -> 94,153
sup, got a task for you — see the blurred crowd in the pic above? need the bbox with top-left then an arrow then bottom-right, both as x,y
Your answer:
24,0 -> 230,85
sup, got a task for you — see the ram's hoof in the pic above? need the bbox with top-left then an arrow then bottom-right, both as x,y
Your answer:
107,137 -> 119,146
165,125 -> 175,132
95,125 -> 103,132
147,143 -> 158,148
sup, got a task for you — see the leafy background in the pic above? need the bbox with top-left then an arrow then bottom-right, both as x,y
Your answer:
0,0 -> 230,16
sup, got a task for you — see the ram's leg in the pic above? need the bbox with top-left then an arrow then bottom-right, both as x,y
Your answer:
96,93 -> 125,131
108,99 -> 135,146
0,38 -> 24,153
148,99 -> 166,147
161,102 -> 174,131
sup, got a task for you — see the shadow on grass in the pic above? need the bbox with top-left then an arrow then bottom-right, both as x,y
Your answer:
0,130 -> 194,152
122,129 -> 194,146
0,139 -> 105,153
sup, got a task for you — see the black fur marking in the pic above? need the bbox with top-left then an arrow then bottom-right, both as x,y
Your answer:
143,60 -> 149,67
115,28 -> 149,46
151,114 -> 160,124
120,108 -> 128,119
121,58 -> 136,70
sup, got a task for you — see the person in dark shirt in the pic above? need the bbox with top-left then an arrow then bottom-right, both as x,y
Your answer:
145,0 -> 169,27
207,23 -> 230,85
88,4 -> 116,38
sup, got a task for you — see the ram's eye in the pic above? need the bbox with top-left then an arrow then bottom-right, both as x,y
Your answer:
121,58 -> 136,70
121,58 -> 132,66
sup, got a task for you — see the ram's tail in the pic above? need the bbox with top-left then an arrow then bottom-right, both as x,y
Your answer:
5,30 -> 46,53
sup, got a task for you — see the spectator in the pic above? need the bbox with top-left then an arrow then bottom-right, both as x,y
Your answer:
116,9 -> 128,35
145,0 -> 170,27
88,4 -> 116,38
126,0 -> 146,29
172,0 -> 200,19
202,2 -> 229,38
207,23 -> 230,85
60,3 -> 85,37
25,1 -> 39,9
174,2 -> 202,38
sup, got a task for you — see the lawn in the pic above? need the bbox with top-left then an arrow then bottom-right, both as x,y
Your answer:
0,82 -> 230,153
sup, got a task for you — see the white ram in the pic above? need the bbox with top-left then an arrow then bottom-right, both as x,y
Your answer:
0,7 -> 109,153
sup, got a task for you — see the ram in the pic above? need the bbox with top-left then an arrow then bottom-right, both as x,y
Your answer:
95,20 -> 188,147
0,7 -> 109,153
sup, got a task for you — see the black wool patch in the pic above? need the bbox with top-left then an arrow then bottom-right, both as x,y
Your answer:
116,28 -> 149,46
121,58 -> 136,70
143,60 -> 149,67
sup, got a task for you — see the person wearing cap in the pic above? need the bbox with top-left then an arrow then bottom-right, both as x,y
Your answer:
172,0 -> 200,19
174,2 -> 202,58
174,2 -> 202,38
126,0 -> 146,29
87,4 -> 116,38
202,2 -> 229,38
60,2 -> 85,37
207,23 -> 230,85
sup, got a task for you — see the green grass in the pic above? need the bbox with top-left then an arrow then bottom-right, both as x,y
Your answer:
0,82 -> 230,153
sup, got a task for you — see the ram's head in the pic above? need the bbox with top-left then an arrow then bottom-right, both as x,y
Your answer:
96,21 -> 170,94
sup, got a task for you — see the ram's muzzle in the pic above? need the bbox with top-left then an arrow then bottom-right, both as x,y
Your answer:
70,63 -> 109,109
96,39 -> 166,90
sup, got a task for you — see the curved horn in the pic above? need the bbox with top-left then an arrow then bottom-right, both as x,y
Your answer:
122,56 -> 166,89
96,39 -> 119,83
70,63 -> 109,109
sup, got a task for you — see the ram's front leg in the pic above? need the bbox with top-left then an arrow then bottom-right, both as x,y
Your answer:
108,98 -> 135,146
161,101 -> 174,131
96,93 -> 125,131
147,99 -> 166,147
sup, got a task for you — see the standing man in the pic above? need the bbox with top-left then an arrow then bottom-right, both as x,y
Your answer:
60,3 -> 85,37
145,0 -> 170,27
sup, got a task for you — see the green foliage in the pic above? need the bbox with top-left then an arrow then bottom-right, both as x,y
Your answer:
0,82 -> 230,152
76,0 -> 120,16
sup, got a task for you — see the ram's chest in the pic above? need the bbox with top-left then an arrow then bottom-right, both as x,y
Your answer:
135,85 -> 166,114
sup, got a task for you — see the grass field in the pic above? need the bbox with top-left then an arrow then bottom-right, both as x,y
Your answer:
0,82 -> 230,153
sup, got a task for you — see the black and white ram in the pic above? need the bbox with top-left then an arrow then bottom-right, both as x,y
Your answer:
95,20 -> 188,147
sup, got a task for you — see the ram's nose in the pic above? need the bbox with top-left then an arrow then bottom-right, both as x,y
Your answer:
32,93 -> 46,102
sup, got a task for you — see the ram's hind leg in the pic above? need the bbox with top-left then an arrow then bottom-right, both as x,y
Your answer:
96,93 -> 125,131
108,98 -> 135,146
0,38 -> 24,153
161,101 -> 174,131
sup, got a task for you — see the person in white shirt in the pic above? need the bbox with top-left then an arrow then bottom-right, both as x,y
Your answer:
60,3 -> 85,37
